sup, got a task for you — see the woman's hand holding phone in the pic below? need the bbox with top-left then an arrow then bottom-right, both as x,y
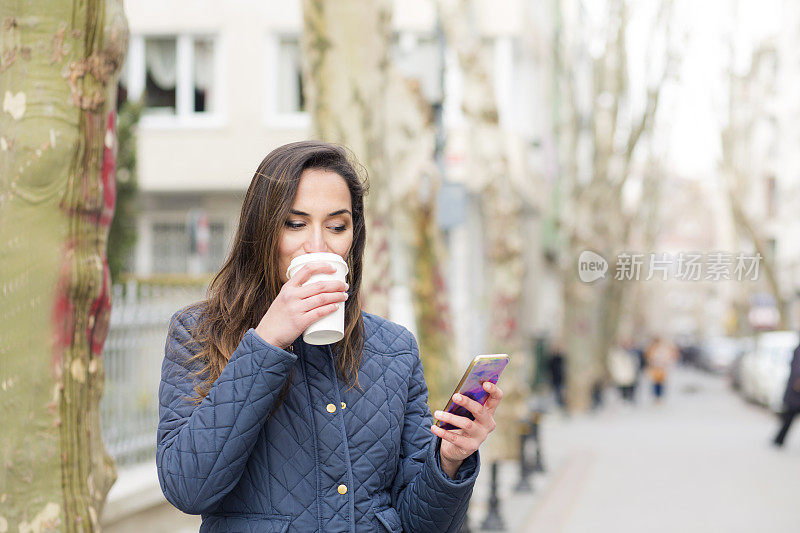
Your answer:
431,382 -> 504,479
255,263 -> 349,349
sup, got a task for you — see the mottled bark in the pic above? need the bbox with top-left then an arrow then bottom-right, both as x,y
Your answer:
300,0 -> 392,317
0,1 -> 127,530
385,73 -> 456,410
439,0 -> 528,457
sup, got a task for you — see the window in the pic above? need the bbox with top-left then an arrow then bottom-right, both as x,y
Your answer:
392,33 -> 442,104
144,37 -> 177,114
193,38 -> 215,113
208,222 -> 228,271
152,222 -> 188,274
767,237 -> 777,260
151,220 -> 227,274
120,34 -> 220,125
277,36 -> 305,114
266,34 -> 309,129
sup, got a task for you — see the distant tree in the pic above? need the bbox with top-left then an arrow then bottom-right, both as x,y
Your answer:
721,43 -> 787,330
554,0 -> 676,409
0,1 -> 127,529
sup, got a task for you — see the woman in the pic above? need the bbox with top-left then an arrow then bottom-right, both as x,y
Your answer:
644,336 -> 677,401
608,342 -> 638,403
157,141 -> 503,532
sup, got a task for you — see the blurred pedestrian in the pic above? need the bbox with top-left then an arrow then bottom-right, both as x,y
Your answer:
591,379 -> 605,410
773,339 -> 800,447
644,336 -> 678,401
547,343 -> 567,410
632,343 -> 646,374
608,342 -> 638,403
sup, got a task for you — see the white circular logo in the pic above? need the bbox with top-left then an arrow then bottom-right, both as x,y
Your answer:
578,251 -> 608,283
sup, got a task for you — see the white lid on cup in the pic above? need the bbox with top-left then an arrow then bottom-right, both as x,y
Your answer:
286,252 -> 349,280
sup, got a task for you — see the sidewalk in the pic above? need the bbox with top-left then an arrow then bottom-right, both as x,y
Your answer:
106,367 -> 799,532
470,367 -> 800,533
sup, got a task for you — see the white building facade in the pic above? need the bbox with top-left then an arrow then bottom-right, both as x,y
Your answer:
122,0 -> 562,362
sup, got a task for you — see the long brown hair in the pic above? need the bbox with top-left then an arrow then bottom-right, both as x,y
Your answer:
184,141 -> 368,401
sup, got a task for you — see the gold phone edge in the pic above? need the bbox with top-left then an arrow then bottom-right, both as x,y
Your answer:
434,354 -> 509,428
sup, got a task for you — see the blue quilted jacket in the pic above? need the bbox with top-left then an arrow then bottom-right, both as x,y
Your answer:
157,306 -> 479,532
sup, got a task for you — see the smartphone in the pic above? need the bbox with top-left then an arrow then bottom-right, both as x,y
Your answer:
434,354 -> 510,430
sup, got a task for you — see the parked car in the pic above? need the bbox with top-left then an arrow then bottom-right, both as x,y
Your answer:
728,337 -> 754,390
697,336 -> 743,374
738,331 -> 799,412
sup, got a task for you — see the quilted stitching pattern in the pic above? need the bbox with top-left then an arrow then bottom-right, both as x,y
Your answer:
157,308 -> 479,532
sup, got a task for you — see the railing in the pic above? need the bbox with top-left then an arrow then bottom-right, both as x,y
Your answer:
101,277 -> 208,467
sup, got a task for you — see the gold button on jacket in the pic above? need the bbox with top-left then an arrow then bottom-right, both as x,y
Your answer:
337,484 -> 347,495
326,403 -> 336,413
340,402 -> 347,409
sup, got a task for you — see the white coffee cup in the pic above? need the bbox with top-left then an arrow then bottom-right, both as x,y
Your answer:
286,252 -> 349,345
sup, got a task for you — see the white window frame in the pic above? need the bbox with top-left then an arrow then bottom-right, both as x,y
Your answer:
123,34 -> 226,130
263,32 -> 310,130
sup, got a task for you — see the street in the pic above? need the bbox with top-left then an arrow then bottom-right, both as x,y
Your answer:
466,366 -> 800,533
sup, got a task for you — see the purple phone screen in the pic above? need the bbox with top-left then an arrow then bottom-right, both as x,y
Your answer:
439,357 -> 509,431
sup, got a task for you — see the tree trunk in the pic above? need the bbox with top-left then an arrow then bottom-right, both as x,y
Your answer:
409,199 -> 456,409
0,1 -> 127,530
555,0 -> 673,410
562,269 -> 604,411
729,195 -> 787,329
439,0 -> 528,458
721,41 -> 788,331
300,0 -> 392,317
385,72 -> 456,410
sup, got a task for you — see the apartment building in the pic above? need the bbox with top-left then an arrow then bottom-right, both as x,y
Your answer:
121,0 -> 560,353
123,0 -> 447,276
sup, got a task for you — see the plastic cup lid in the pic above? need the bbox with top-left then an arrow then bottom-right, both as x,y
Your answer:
286,252 -> 348,279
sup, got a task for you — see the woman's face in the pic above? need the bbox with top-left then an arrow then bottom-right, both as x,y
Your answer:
278,168 -> 354,283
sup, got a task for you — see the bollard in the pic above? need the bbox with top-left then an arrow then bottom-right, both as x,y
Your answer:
531,411 -> 546,473
514,422 -> 534,493
480,461 -> 506,531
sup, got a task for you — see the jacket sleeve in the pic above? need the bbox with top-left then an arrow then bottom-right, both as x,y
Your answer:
391,331 -> 480,532
156,310 -> 297,514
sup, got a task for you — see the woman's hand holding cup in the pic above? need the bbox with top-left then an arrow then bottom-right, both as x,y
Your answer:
255,262 -> 349,349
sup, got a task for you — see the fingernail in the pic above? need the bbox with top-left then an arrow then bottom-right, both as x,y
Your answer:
453,394 -> 462,401
344,293 -> 349,300
434,411 -> 443,418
